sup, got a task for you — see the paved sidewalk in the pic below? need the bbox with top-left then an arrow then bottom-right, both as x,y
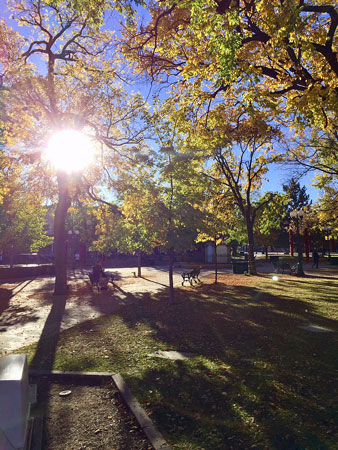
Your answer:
0,266 -> 216,355
1,263 -> 337,356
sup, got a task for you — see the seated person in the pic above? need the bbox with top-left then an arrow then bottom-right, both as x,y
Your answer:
98,275 -> 110,290
90,260 -> 105,283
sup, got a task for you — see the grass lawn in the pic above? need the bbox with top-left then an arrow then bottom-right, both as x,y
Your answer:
18,272 -> 338,449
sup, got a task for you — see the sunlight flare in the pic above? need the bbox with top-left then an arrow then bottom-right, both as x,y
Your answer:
45,129 -> 96,173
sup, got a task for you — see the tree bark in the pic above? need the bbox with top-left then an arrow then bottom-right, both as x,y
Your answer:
54,172 -> 71,295
137,250 -> 142,277
246,219 -> 257,275
214,238 -> 218,284
168,247 -> 174,304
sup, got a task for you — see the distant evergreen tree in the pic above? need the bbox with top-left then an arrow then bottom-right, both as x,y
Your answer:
269,179 -> 312,251
282,178 -> 311,213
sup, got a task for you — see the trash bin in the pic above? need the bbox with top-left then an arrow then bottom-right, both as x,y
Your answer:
232,261 -> 249,274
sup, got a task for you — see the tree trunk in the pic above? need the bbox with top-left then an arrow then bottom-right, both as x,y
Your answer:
265,246 -> 268,260
214,239 -> 218,284
168,247 -> 174,304
246,220 -> 257,275
54,172 -> 71,295
137,250 -> 142,277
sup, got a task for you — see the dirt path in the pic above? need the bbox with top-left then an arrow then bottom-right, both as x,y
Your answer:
35,379 -> 152,450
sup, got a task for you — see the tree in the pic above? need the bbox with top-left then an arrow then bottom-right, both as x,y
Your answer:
314,186 -> 338,243
66,204 -> 97,249
145,97 -> 282,276
189,111 -> 282,275
254,193 -> 289,258
3,0 -> 147,294
121,186 -> 167,277
285,127 -> 338,208
92,142 -> 204,303
122,0 -> 338,129
196,188 -> 243,283
158,146 -> 204,302
93,182 -> 166,277
286,129 -> 338,246
0,156 -> 52,266
145,101 -> 209,302
282,178 -> 311,214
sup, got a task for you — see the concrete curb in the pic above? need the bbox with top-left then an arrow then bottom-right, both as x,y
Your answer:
29,370 -> 173,450
29,369 -> 113,380
112,373 -> 172,450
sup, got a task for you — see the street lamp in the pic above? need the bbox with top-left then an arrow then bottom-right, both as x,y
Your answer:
68,230 -> 80,235
290,209 -> 305,276
323,226 -> 332,258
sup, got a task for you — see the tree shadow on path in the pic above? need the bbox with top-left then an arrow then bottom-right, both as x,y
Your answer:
140,276 -> 168,288
30,295 -> 67,370
0,287 -> 12,315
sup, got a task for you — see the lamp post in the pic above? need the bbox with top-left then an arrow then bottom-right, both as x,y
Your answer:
323,227 -> 332,258
290,209 -> 305,276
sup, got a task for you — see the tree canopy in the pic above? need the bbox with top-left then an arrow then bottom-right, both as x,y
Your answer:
1,0 -> 149,293
123,0 -> 338,129
1,0 -> 337,290
0,154 -> 52,264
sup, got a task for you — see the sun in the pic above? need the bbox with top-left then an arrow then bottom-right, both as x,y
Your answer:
45,129 -> 96,173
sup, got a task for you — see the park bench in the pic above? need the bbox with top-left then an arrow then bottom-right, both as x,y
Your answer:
290,263 -> 299,275
275,261 -> 299,275
88,272 -> 114,291
278,262 -> 291,274
181,267 -> 201,286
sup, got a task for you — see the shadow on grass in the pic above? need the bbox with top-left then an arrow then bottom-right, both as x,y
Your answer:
104,281 -> 338,449
26,274 -> 338,449
29,293 -> 67,448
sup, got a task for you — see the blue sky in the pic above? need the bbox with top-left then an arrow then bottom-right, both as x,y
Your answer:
262,164 -> 320,201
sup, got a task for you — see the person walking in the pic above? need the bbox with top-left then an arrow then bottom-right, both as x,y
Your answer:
312,250 -> 319,269
73,251 -> 81,269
